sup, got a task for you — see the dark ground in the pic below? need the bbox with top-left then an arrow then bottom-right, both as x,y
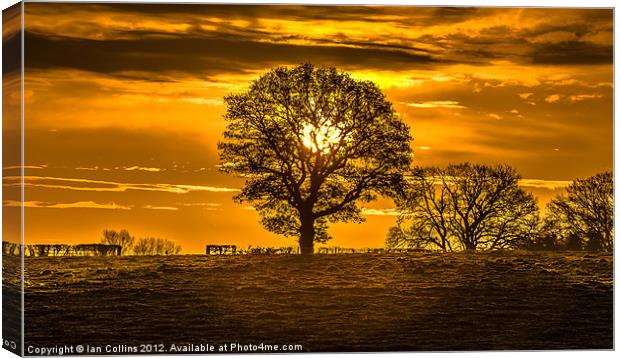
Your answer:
3,255 -> 22,356
18,251 -> 613,353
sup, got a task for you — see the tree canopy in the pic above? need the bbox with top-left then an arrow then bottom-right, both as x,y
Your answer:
100,229 -> 135,255
546,171 -> 613,251
219,64 -> 412,254
387,163 -> 539,251
133,237 -> 182,256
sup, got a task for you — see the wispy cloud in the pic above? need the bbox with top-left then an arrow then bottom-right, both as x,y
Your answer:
3,200 -> 132,210
3,176 -> 239,194
123,166 -> 163,172
181,97 -> 223,106
75,165 -> 164,172
3,164 -> 48,170
361,208 -> 400,216
75,166 -> 100,171
179,202 -> 222,211
180,202 -> 222,207
402,100 -> 466,109
519,179 -> 571,190
403,176 -> 571,191
569,93 -> 603,102
143,205 -> 178,211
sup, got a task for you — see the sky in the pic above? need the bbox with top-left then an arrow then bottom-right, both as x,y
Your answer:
2,3 -> 613,252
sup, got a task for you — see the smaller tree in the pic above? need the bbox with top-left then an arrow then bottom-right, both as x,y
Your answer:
388,167 -> 454,251
100,229 -> 135,255
388,163 -> 539,251
546,171 -> 613,251
133,237 -> 182,256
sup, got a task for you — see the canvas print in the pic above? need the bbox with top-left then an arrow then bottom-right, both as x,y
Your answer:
1,2 -> 614,355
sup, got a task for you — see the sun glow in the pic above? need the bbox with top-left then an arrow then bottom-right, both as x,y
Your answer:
301,121 -> 343,154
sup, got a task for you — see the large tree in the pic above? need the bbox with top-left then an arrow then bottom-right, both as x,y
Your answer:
219,64 -> 412,254
387,163 -> 539,251
546,171 -> 613,251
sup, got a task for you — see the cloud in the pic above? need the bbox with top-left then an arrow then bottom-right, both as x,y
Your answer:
400,176 -> 571,191
3,165 -> 47,170
143,205 -> 178,211
544,94 -> 561,103
3,176 -> 239,194
181,98 -> 223,106
519,179 -> 571,190
2,8 -> 21,76
529,31 -> 578,44
361,208 -> 400,216
25,4 -> 482,37
24,31 -> 440,76
124,166 -> 162,172
529,41 -> 612,65
75,166 -> 99,171
3,200 -> 132,210
402,100 -> 466,109
488,113 -> 502,120
180,202 -> 222,210
180,202 -> 222,207
569,93 -> 603,102
21,5 -> 611,82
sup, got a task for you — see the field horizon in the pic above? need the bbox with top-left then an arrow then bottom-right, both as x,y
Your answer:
11,250 -> 612,353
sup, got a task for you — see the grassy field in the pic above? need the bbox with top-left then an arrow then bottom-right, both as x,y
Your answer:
19,251 -> 613,352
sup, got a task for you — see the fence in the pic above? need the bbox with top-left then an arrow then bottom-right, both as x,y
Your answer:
204,245 -> 429,255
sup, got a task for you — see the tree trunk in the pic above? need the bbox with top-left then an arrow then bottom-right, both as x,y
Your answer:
463,240 -> 476,251
299,216 -> 315,255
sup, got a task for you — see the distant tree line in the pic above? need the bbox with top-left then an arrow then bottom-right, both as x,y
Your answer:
1,242 -> 121,256
101,229 -> 182,255
386,163 -> 612,252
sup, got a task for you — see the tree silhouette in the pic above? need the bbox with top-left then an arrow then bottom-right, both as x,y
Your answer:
387,166 -> 453,251
100,229 -> 135,255
133,237 -> 182,256
388,163 -> 538,251
520,217 -> 564,251
219,64 -> 412,254
546,171 -> 613,251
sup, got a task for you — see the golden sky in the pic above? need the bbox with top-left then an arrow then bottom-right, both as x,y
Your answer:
2,4 -> 613,252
